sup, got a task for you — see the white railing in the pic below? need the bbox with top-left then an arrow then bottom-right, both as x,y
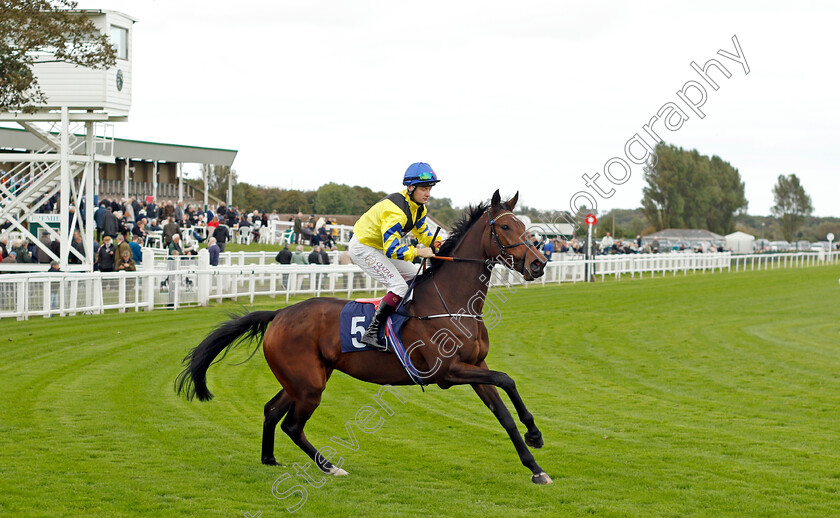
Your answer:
1,250 -> 836,320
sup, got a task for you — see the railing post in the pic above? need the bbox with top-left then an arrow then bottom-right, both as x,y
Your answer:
142,247 -> 155,311
197,248 -> 210,306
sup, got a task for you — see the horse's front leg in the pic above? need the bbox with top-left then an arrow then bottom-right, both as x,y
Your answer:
455,361 -> 544,448
443,363 -> 551,485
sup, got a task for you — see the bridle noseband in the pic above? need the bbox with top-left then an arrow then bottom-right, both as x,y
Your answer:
488,210 -> 527,267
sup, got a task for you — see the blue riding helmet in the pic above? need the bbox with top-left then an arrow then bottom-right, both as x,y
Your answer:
403,162 -> 440,187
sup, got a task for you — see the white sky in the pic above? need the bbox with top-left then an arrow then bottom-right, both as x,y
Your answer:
73,0 -> 838,217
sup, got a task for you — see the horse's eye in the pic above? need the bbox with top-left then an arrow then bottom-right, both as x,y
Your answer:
501,225 -> 510,231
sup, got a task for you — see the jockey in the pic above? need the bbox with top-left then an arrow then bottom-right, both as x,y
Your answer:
349,162 -> 440,350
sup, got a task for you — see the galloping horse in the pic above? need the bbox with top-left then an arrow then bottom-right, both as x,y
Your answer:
176,190 -> 553,484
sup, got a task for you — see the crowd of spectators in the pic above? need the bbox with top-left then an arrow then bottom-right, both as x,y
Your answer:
0,195 -> 348,271
535,233 -> 729,261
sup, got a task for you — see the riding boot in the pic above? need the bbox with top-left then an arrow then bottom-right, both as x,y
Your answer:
359,301 -> 396,351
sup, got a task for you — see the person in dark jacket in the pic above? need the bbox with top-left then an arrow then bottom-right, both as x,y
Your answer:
212,223 -> 230,253
101,208 -> 120,239
293,212 -> 303,244
319,247 -> 330,265
207,237 -> 221,266
308,246 -> 322,264
162,217 -> 180,246
97,236 -> 116,272
94,203 -> 107,240
37,235 -> 53,263
275,244 -> 292,264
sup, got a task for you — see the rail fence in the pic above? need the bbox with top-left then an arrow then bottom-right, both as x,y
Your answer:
1,250 -> 837,320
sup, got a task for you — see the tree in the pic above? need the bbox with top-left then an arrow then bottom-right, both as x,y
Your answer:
0,0 -> 116,110
425,197 -> 460,228
771,174 -> 813,242
641,143 -> 747,234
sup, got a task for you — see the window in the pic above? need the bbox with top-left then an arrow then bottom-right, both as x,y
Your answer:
110,26 -> 128,60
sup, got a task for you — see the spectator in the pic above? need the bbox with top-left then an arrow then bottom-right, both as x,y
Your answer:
293,212 -> 303,244
115,233 -> 131,260
98,236 -> 116,272
174,200 -> 185,224
117,250 -> 136,272
70,232 -> 85,264
94,203 -> 107,240
13,239 -> 31,263
213,223 -> 230,253
0,237 -> 7,259
543,238 -> 554,261
148,218 -> 162,232
168,234 -> 184,256
291,244 -> 308,265
206,216 -> 220,232
146,200 -> 158,221
130,236 -> 143,264
134,219 -> 147,241
162,200 -> 176,220
2,250 -> 17,263
319,246 -> 330,265
131,197 -> 142,221
163,216 -> 180,246
47,260 -> 61,273
38,234 -> 53,263
207,237 -> 221,266
275,244 -> 292,264
308,246 -> 322,264
101,207 -> 119,239
124,199 -> 135,231
600,232 -> 614,250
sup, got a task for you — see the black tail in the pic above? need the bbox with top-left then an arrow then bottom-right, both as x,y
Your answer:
175,310 -> 279,401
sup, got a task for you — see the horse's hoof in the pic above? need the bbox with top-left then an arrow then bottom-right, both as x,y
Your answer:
262,457 -> 279,466
524,431 -> 544,449
531,472 -> 553,485
327,466 -> 349,476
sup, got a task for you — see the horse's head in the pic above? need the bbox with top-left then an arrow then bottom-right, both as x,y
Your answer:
483,190 -> 547,281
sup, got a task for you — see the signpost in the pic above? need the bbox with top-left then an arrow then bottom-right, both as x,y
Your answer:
585,214 -> 597,282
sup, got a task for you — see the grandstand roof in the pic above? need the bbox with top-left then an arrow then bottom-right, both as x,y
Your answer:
0,126 -> 237,166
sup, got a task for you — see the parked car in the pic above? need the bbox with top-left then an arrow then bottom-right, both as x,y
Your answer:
754,238 -> 770,252
796,240 -> 811,251
769,240 -> 791,252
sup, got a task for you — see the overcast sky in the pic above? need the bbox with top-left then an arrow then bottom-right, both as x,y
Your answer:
71,0 -> 839,217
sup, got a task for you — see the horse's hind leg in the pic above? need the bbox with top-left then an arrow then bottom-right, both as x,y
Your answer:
280,391 -> 348,477
262,389 -> 292,465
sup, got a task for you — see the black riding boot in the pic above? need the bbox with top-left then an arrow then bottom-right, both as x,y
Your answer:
359,301 -> 396,351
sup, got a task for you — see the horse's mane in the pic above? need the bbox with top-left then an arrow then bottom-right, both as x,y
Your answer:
415,201 -> 493,285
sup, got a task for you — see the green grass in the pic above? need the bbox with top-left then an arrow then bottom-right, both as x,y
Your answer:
1,266 -> 839,517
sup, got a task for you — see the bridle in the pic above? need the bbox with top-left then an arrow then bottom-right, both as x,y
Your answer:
488,210 -> 528,267
409,208 -> 537,323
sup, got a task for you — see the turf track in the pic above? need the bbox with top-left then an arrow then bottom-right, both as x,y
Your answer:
1,265 -> 839,517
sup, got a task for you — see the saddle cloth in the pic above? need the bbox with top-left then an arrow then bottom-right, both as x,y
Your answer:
339,299 -> 426,385
339,299 -> 408,353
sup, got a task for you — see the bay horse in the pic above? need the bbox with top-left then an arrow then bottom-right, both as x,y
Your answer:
176,190 -> 553,484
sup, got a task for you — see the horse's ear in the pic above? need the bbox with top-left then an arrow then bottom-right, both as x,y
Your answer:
506,191 -> 519,210
491,190 -> 501,209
